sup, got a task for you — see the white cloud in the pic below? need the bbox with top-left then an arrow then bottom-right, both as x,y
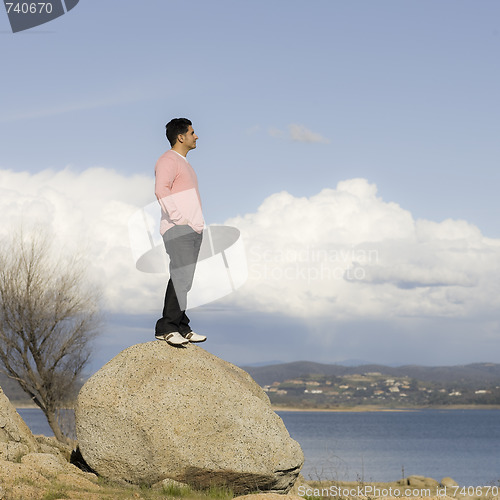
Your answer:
288,123 -> 330,144
1,169 -> 499,335
224,178 -> 500,321
267,124 -> 330,143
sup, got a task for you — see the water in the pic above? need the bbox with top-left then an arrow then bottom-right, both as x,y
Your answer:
278,410 -> 500,486
18,408 -> 500,486
17,408 -> 76,439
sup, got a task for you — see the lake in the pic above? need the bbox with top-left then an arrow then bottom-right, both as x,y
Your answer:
277,409 -> 500,486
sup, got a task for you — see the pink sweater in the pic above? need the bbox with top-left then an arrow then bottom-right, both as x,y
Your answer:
154,150 -> 204,235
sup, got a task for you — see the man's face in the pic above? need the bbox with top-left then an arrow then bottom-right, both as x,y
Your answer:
179,125 -> 198,151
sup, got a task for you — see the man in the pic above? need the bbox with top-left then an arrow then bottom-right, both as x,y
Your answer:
154,118 -> 206,346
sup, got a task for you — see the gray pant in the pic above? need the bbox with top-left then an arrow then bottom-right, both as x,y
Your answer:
155,225 -> 203,335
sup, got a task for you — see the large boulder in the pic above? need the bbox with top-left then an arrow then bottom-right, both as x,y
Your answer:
75,342 -> 303,493
0,386 -> 39,461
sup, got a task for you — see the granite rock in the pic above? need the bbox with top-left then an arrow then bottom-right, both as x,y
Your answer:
0,386 -> 38,461
75,342 -> 303,494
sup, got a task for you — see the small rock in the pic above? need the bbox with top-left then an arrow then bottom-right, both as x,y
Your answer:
55,472 -> 101,491
0,441 -> 29,462
152,477 -> 192,491
404,475 -> 440,489
35,435 -> 72,461
441,477 -> 459,487
21,452 -> 66,476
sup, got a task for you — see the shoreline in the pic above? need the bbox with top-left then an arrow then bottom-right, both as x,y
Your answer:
273,404 -> 500,412
15,403 -> 500,411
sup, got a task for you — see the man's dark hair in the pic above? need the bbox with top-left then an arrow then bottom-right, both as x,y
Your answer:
165,118 -> 192,147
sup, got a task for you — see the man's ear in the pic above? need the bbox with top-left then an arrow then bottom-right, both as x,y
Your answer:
177,134 -> 184,143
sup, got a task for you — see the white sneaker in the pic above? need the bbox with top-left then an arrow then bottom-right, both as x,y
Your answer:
155,332 -> 189,346
184,331 -> 207,343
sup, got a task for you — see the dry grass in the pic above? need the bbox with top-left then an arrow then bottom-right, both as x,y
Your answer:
0,473 -> 236,500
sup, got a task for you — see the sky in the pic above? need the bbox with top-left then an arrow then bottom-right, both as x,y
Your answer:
1,1 -> 499,372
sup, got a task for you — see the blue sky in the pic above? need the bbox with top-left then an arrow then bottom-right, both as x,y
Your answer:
1,1 -> 500,372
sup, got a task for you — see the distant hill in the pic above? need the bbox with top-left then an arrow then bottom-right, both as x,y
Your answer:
240,361 -> 500,388
0,372 -> 31,403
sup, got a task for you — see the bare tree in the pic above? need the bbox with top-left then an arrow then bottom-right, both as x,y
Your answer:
0,230 -> 101,443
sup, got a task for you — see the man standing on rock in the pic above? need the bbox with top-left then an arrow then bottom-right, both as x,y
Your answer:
154,118 -> 206,346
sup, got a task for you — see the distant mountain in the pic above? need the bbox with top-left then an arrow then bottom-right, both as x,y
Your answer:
336,359 -> 382,367
240,361 -> 500,387
0,371 -> 88,405
244,360 -> 284,367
